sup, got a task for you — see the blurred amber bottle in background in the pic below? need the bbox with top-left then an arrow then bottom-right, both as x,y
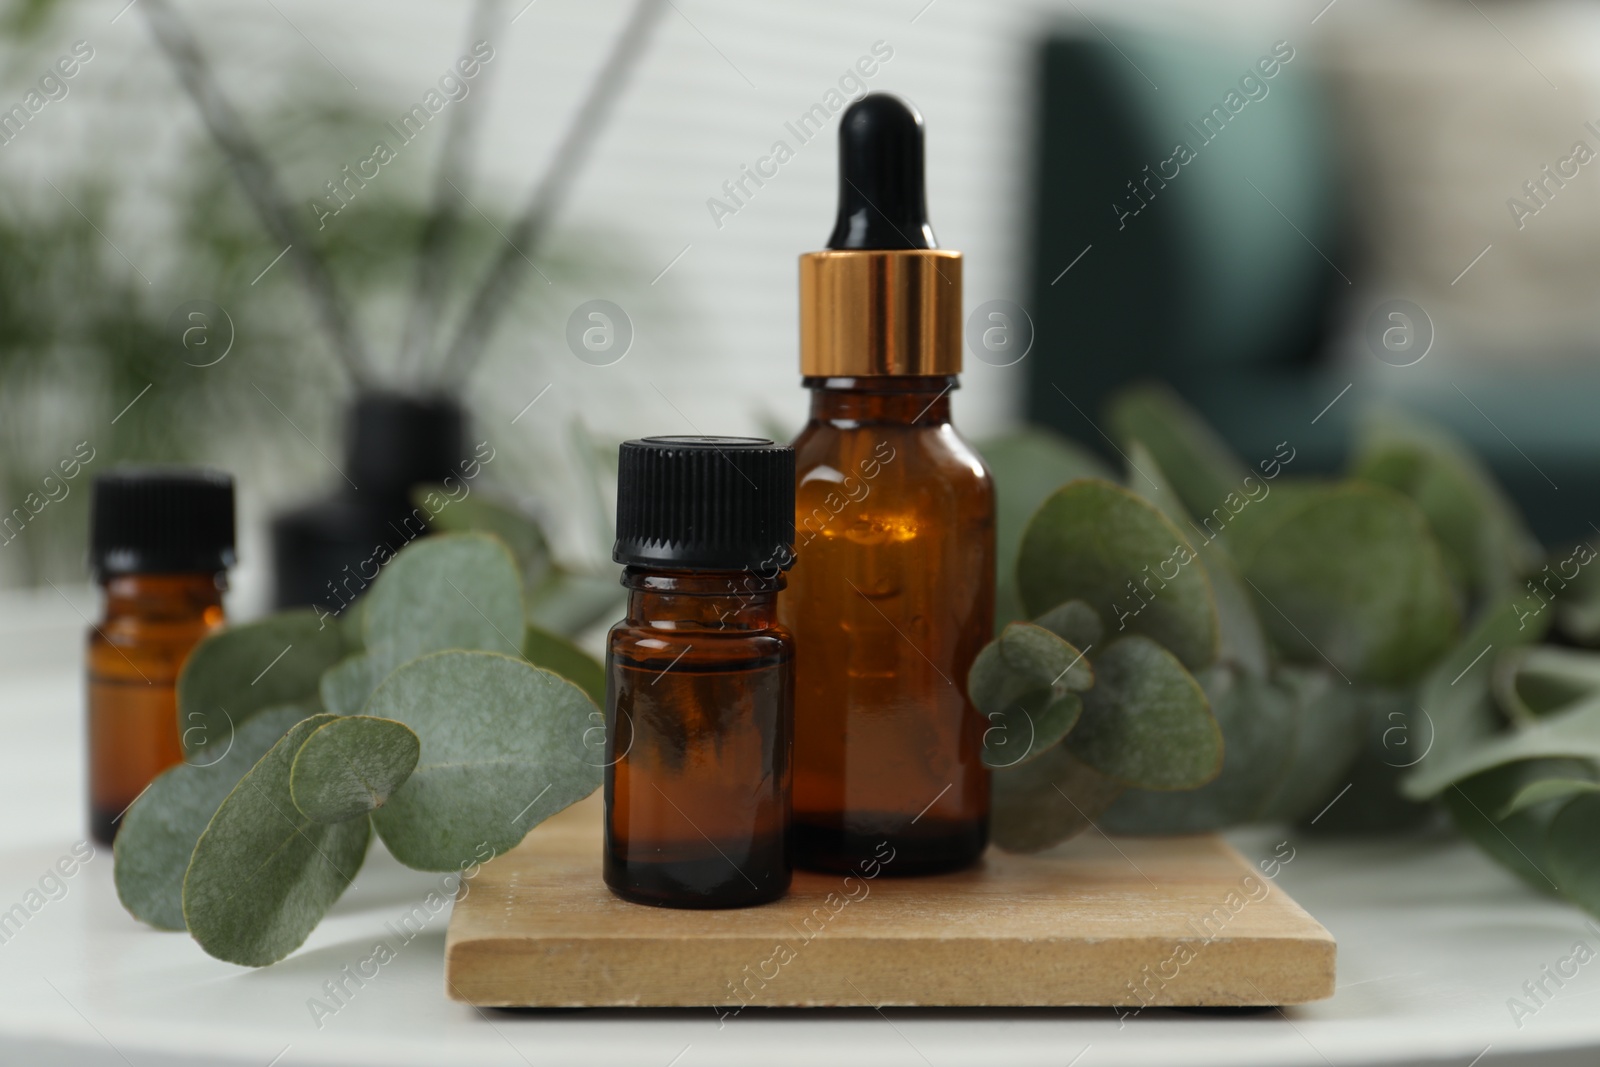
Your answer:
781,94 -> 996,874
87,469 -> 234,844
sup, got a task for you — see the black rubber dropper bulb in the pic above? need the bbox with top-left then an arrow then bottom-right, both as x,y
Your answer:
825,93 -> 937,251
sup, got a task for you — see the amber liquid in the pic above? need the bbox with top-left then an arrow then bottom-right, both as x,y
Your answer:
87,572 -> 225,844
604,570 -> 793,908
782,377 -> 995,874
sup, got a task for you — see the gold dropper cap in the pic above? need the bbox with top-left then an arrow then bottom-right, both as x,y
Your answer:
799,249 -> 961,376
798,94 -> 961,378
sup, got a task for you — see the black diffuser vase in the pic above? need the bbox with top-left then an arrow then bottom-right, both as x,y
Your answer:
271,391 -> 467,614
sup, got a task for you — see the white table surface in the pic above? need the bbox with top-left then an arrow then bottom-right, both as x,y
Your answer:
3,586 -> 1600,1067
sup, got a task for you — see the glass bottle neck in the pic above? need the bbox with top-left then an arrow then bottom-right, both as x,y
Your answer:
803,375 -> 956,427
622,567 -> 783,632
101,572 -> 227,623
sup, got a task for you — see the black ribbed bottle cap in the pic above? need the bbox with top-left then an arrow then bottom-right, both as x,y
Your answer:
614,437 -> 795,571
90,467 -> 236,578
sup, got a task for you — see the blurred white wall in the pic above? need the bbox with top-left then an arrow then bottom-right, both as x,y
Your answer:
1,0 -> 1318,601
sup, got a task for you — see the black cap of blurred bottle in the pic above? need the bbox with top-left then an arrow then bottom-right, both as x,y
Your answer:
614,437 -> 795,572
346,391 -> 465,499
90,467 -> 236,578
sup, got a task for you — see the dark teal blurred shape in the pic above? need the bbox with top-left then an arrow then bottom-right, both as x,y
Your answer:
1025,25 -> 1348,471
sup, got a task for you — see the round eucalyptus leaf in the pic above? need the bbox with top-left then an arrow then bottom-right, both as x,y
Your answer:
990,742 -> 1125,853
1065,635 -> 1222,790
1235,483 -> 1459,685
366,651 -> 600,871
999,621 -> 1093,691
362,532 -> 526,681
177,611 -> 347,759
981,689 -> 1083,770
183,714 -> 372,966
290,716 -> 421,823
969,623 -> 1089,769
968,624 -> 1090,715
1351,409 -> 1540,602
114,703 -> 315,931
1099,665 -> 1297,833
1017,480 -> 1219,671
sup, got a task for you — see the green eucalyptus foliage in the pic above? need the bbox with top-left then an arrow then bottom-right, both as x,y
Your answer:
176,612 -> 349,758
360,532 -> 525,678
977,429 -> 1114,627
1351,410 -> 1540,601
1017,480 -> 1219,670
319,654 -> 382,716
114,530 -> 607,965
289,716 -> 421,824
1552,540 -> 1600,646
1032,600 -> 1103,651
114,702 -> 318,931
1294,687 -> 1437,836
1100,665 -> 1296,833
184,714 -> 373,967
980,383 -> 1600,925
1107,384 -> 1249,523
1067,636 -> 1221,789
1502,776 -> 1600,819
523,624 -> 607,706
1125,442 -> 1269,678
1256,665 -> 1365,823
366,651 -> 600,871
968,622 -> 1090,770
1437,759 -> 1593,897
414,485 -> 553,593
1230,483 -> 1459,684
1547,793 -> 1600,914
411,479 -> 625,640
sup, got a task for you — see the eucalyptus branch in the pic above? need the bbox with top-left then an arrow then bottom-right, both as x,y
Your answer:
397,0 -> 505,382
432,0 -> 666,388
140,0 -> 372,385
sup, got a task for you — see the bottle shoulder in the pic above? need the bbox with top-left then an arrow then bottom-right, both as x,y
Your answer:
793,419 -> 992,495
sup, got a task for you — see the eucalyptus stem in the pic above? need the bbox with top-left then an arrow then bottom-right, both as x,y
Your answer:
431,0 -> 666,389
140,0 -> 372,385
397,0 -> 505,383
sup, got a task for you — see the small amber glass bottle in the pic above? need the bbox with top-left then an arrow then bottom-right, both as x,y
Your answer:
87,468 -> 234,844
604,436 -> 796,909
783,94 -> 996,875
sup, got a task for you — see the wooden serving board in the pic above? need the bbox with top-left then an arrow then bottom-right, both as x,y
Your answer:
445,796 -> 1334,1009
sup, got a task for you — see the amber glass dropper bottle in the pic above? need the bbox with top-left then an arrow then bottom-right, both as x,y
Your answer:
782,94 -> 996,875
604,436 -> 797,908
86,468 -> 234,844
